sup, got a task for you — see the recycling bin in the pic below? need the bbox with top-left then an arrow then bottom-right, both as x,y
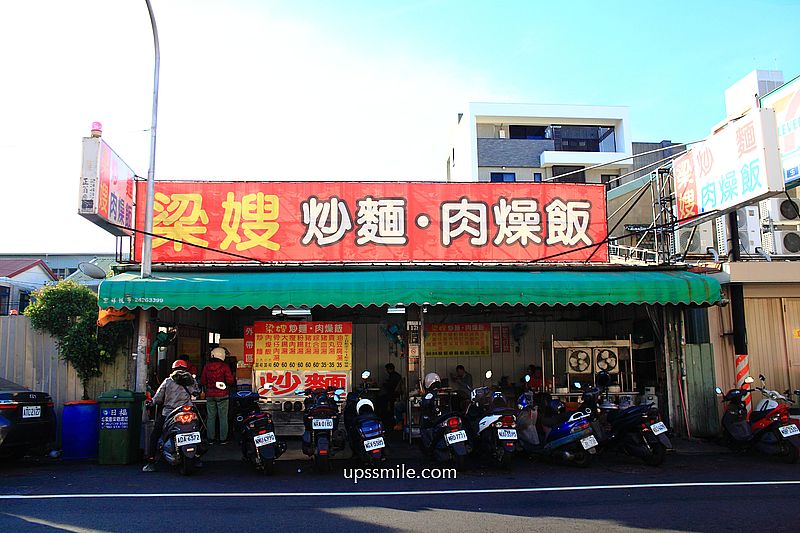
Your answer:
97,389 -> 144,464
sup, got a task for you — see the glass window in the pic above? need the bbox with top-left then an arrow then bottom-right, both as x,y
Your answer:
509,125 -> 549,140
490,172 -> 516,182
602,174 -> 619,189
0,286 -> 9,315
18,291 -> 30,314
551,166 -> 585,183
533,172 -> 542,183
552,125 -> 616,152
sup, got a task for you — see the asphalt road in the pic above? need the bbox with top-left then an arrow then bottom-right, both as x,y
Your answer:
2,445 -> 800,532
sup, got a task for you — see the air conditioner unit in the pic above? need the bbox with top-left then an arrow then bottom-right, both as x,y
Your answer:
566,348 -> 592,374
736,205 -> 763,254
764,230 -> 800,255
674,221 -> 714,256
714,207 -> 763,255
760,197 -> 800,224
594,347 -> 619,374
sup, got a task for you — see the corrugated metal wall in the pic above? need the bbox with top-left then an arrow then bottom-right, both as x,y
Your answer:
422,320 -> 604,386
783,298 -> 800,388
744,298 -> 792,394
0,316 -> 130,419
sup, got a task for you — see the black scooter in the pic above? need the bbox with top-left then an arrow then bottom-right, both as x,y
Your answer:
343,370 -> 387,465
233,390 -> 287,474
300,386 -> 347,472
577,372 -> 671,466
419,382 -> 470,470
157,403 -> 207,475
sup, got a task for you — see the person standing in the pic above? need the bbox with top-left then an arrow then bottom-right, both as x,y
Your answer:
200,347 -> 235,444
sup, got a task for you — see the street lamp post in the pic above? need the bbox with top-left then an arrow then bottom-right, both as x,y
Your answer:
135,0 -> 160,393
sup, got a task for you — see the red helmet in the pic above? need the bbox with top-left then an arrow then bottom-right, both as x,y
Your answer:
172,359 -> 189,370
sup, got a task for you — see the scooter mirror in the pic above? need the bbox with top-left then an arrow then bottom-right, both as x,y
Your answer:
714,387 -> 722,395
294,389 -> 305,395
425,393 -> 434,400
334,388 -> 345,396
745,376 -> 755,384
361,370 -> 371,380
759,374 -> 766,382
573,381 -> 582,389
485,370 -> 493,379
524,375 -> 531,383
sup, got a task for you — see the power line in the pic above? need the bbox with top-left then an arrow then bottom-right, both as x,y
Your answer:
542,139 -> 702,183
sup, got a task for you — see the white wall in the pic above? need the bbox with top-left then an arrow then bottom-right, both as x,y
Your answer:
11,265 -> 54,285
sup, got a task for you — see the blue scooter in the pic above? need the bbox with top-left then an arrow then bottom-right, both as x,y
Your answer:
516,376 -> 598,467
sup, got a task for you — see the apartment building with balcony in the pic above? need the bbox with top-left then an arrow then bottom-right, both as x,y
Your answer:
446,102 -> 633,185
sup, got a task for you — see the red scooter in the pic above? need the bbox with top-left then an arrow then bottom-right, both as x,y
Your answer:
715,375 -> 800,463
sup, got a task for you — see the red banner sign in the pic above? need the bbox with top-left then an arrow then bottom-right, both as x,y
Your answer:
254,370 -> 349,397
134,181 -> 607,263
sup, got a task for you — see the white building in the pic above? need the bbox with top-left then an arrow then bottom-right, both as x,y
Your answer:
446,102 -> 633,185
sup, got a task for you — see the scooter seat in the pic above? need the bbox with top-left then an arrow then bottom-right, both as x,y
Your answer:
748,410 -> 771,423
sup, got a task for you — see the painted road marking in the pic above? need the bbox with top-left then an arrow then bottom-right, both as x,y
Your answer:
1,480 -> 800,499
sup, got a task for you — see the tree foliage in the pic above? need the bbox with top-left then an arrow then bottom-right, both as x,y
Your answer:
26,281 -> 131,399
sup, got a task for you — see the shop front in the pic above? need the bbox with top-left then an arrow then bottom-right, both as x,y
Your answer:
99,268 -> 721,436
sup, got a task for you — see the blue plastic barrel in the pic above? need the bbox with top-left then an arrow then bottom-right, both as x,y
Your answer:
61,400 -> 99,460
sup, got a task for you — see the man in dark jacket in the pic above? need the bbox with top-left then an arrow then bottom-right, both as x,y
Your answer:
200,347 -> 235,444
379,363 -> 402,426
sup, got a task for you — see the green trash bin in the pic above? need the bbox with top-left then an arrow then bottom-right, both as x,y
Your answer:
97,389 -> 144,465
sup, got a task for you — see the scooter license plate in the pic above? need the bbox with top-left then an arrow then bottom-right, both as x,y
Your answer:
580,435 -> 599,450
22,406 -> 41,418
497,428 -> 517,440
650,422 -> 668,435
364,437 -> 385,451
254,432 -> 276,447
312,418 -> 334,430
779,424 -> 800,438
445,430 -> 467,444
175,432 -> 201,446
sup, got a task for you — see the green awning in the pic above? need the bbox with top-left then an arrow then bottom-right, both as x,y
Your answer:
98,269 -> 722,310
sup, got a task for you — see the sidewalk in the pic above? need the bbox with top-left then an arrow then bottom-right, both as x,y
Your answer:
669,436 -> 728,456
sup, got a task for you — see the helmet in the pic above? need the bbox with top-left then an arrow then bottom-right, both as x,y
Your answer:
356,398 -> 375,415
424,372 -> 441,390
172,359 -> 189,370
210,347 -> 227,360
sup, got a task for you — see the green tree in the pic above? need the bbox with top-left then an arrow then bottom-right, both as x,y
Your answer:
25,281 -> 131,399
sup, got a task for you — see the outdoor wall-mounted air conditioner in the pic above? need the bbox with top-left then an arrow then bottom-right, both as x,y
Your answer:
714,207 -> 762,256
763,229 -> 800,256
760,197 -> 800,224
674,221 -> 714,256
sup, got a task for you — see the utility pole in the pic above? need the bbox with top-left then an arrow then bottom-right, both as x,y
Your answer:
135,0 -> 160,393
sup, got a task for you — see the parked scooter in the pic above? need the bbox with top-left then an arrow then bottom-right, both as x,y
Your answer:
463,371 -> 518,468
577,372 -> 672,466
418,372 -> 471,470
715,374 -> 800,463
516,376 -> 597,467
344,370 -> 387,465
155,403 -> 207,475
300,386 -> 347,471
233,390 -> 287,474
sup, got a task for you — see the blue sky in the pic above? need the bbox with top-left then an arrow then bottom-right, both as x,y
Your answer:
1,0 -> 798,252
